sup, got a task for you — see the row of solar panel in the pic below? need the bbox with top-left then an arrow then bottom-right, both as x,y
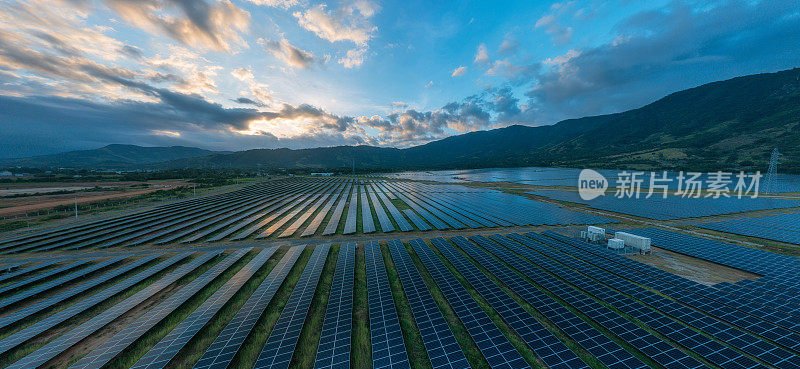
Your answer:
698,211 -> 800,245
7,231 -> 796,368
1,178 -> 616,253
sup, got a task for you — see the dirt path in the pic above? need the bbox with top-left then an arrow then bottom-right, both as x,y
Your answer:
0,186 -> 187,217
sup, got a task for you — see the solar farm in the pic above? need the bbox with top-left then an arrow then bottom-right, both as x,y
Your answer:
1,173 -> 800,369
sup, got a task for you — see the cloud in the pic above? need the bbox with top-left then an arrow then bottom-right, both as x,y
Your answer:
338,48 -> 367,68
534,14 -> 573,45
293,3 -> 377,46
99,0 -> 251,52
231,67 -> 254,81
498,36 -> 518,55
451,66 -> 467,77
246,0 -> 299,9
474,43 -> 489,64
259,38 -> 316,69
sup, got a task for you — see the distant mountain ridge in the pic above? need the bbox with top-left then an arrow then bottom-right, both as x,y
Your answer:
5,68 -> 800,172
0,144 -> 226,169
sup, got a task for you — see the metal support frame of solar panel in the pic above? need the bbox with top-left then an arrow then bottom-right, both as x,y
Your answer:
440,237 -> 589,369
0,256 -> 125,310
193,245 -> 306,369
367,185 -> 395,232
545,231 -> 800,348
4,251 -> 222,369
510,232 -> 783,368
302,181 -> 349,237
254,243 -> 331,369
69,248 -> 261,369
127,247 -> 273,369
530,232 -> 800,362
408,238 -> 528,368
463,235 -> 648,369
364,241 -> 410,369
343,186 -> 359,234
369,182 -> 413,232
386,239 -> 469,369
314,243 -> 355,369
0,254 -> 160,332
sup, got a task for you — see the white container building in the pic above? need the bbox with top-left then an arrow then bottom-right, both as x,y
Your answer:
614,231 -> 652,253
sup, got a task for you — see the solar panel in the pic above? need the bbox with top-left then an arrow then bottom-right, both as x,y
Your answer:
386,239 -> 469,369
0,258 -> 95,296
0,256 -> 125,310
343,187 -> 359,234
71,248 -> 262,369
302,182 -> 348,237
370,182 -> 413,232
368,187 -> 394,233
2,252 -> 208,368
193,245 -> 306,369
364,241 -> 410,369
0,260 -> 60,285
408,238 -> 527,369
465,235 -> 648,369
361,188 -> 376,233
322,183 -> 352,236
314,242 -> 355,369
254,243 -> 331,369
129,248 -> 274,369
0,254 -> 161,332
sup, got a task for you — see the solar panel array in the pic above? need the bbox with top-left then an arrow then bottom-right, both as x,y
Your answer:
386,239 -> 470,369
194,245 -> 306,369
254,243 -> 331,369
408,238 -> 528,369
72,248 -> 260,369
314,243 -> 355,369
364,241 -> 410,369
1,177 -> 617,253
529,189 -> 800,220
698,212 -> 800,245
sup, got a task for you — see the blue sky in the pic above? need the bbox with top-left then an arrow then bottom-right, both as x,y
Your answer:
1,0 -> 799,158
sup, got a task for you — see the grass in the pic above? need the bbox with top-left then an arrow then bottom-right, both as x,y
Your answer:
401,241 -> 490,368
391,198 -> 411,211
102,251 -> 250,369
0,254 -> 197,368
381,243 -> 432,369
451,240 -> 606,369
288,244 -> 339,367
352,244 -> 371,367
428,239 -> 545,368
228,247 -> 313,369
163,247 -> 288,368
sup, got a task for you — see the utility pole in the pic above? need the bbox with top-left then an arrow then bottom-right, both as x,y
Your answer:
765,148 -> 781,194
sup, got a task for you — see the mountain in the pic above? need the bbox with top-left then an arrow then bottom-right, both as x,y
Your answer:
0,144 -> 226,169
165,68 -> 800,173
7,68 -> 800,173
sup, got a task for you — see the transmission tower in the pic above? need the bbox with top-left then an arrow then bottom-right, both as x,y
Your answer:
764,148 -> 781,194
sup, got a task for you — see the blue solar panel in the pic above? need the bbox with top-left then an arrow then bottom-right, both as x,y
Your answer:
386,239 -> 469,369
194,245 -> 306,369
254,244 -> 331,369
364,241 -> 410,369
4,252 -> 213,368
314,243 -> 355,369
408,238 -> 527,369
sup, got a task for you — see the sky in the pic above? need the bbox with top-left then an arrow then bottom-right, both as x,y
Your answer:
1,0 -> 799,158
